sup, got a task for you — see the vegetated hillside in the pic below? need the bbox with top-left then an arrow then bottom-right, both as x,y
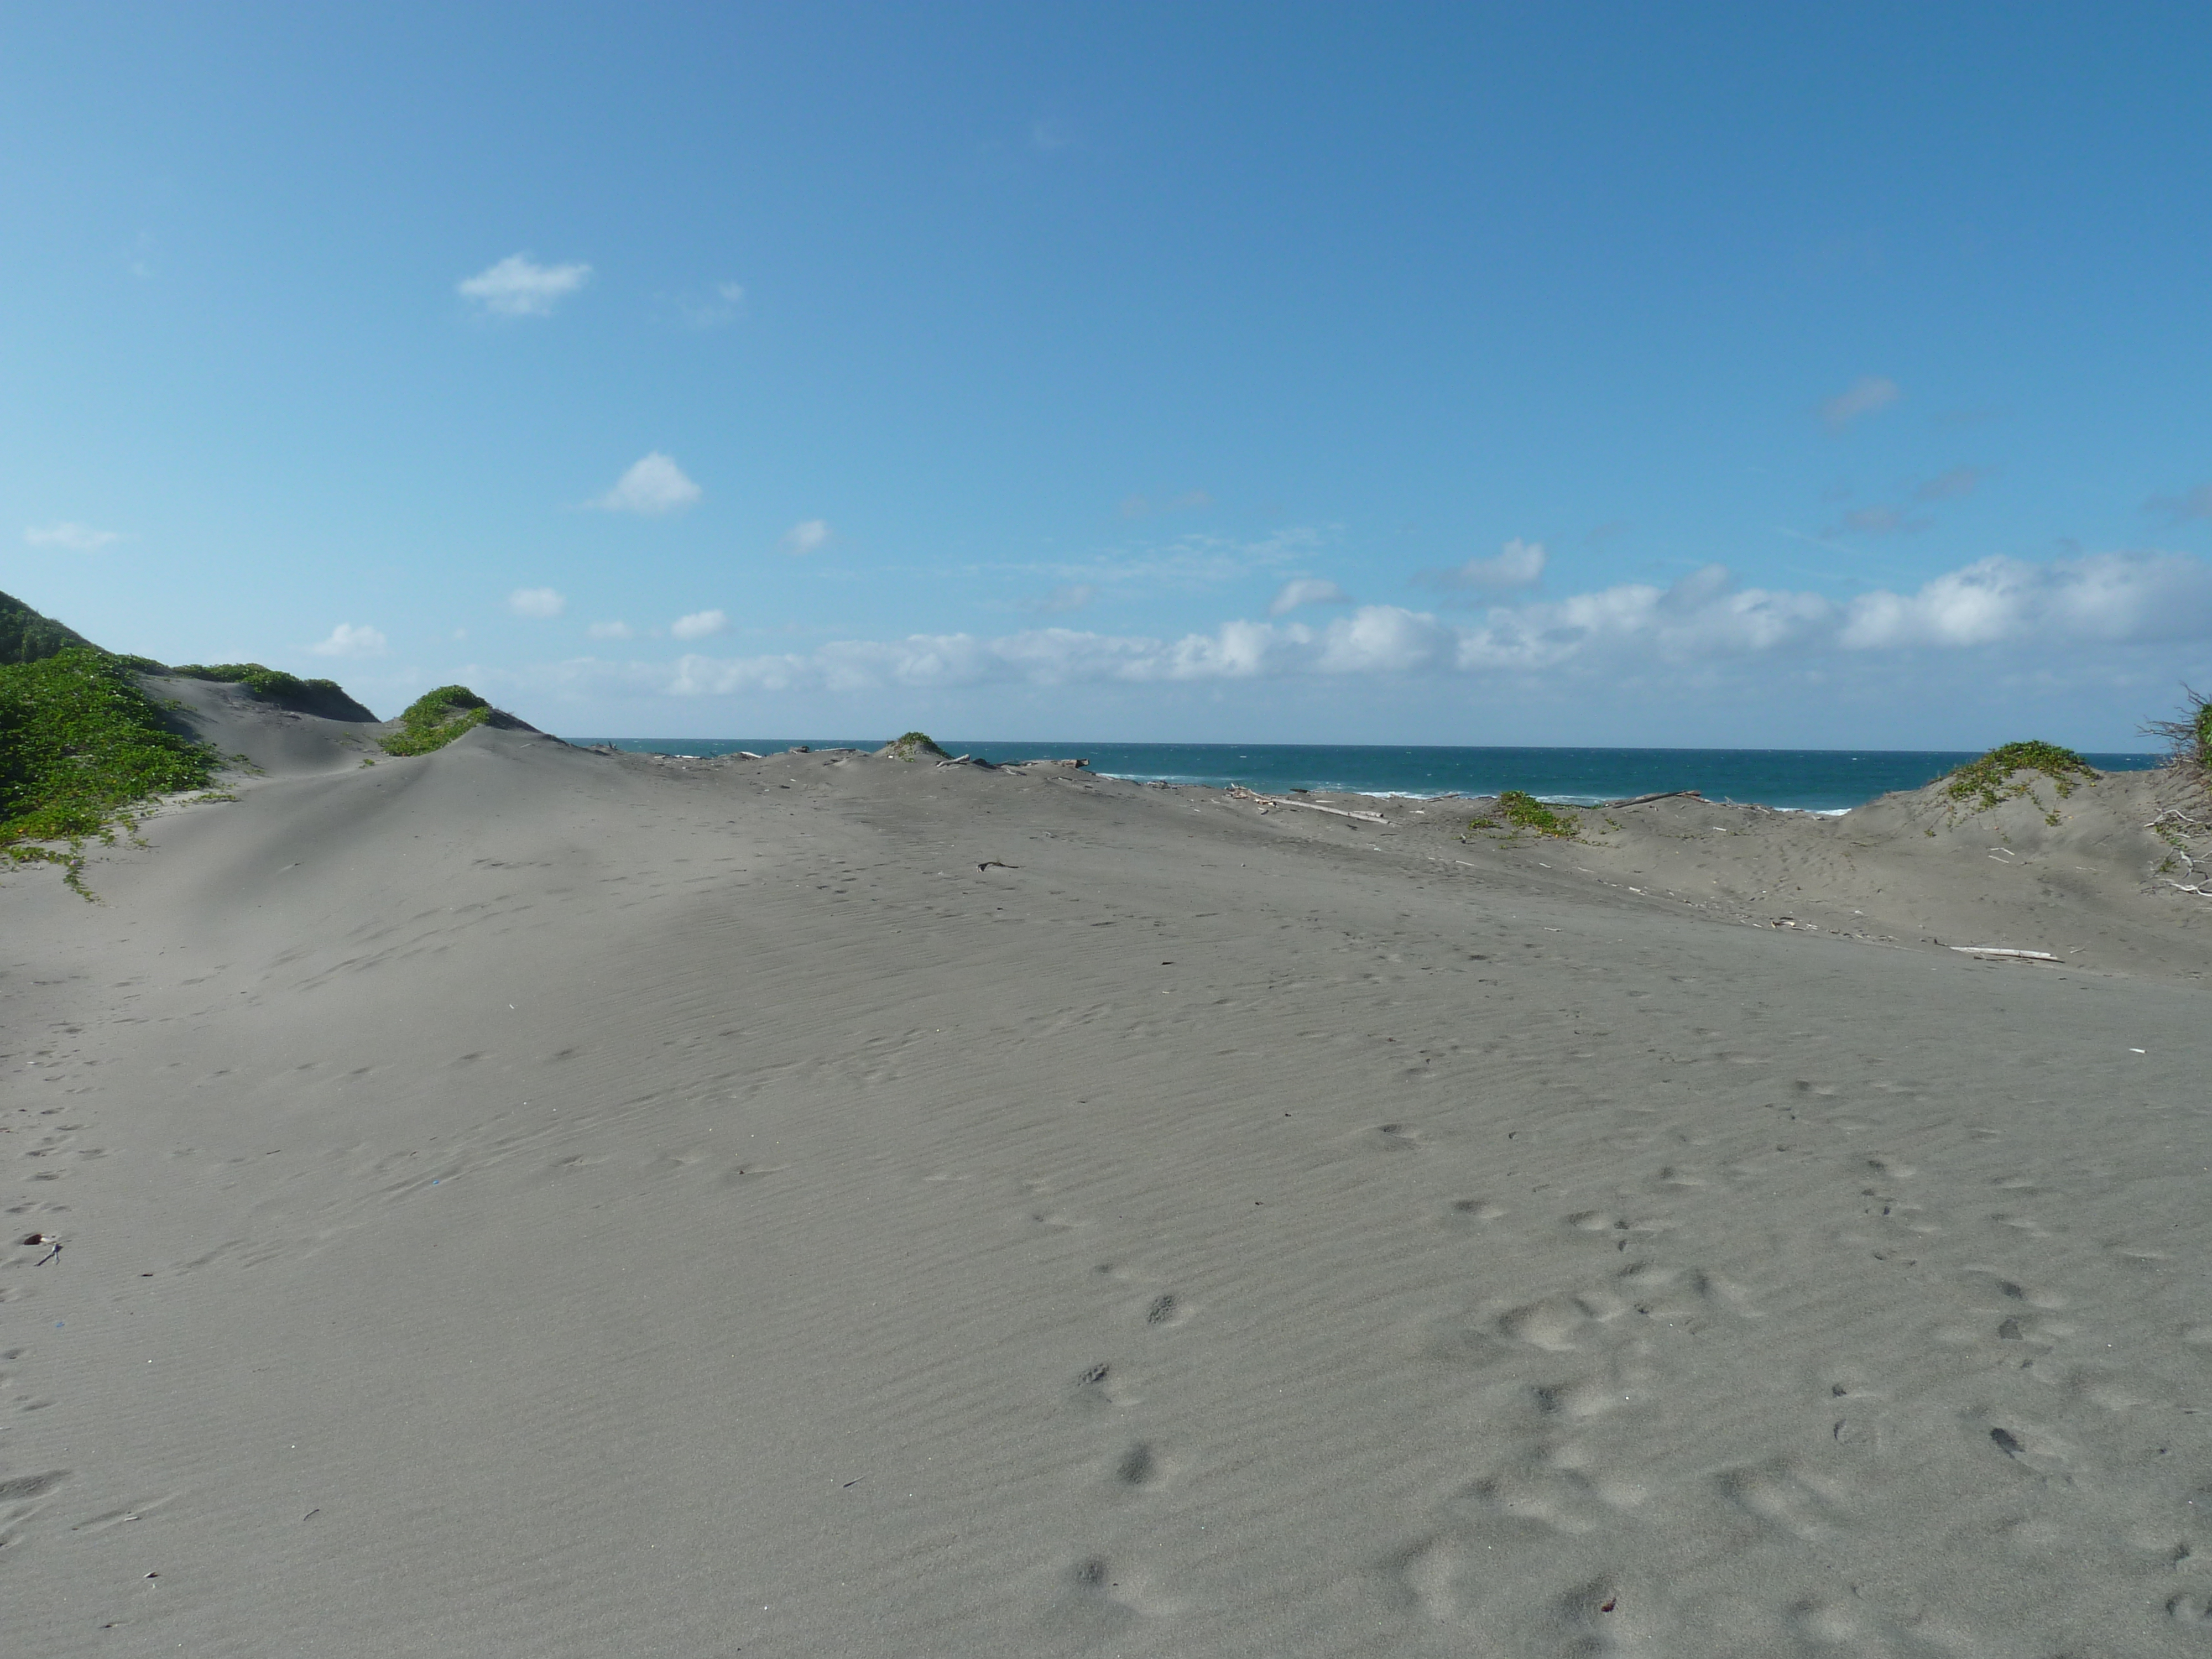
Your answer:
0,591 -> 378,720
0,645 -> 217,890
0,596 -> 391,892
378,684 -> 538,754
163,662 -> 378,722
0,588 -> 96,665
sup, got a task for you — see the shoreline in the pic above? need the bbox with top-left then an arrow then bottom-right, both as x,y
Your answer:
575,735 -> 2167,815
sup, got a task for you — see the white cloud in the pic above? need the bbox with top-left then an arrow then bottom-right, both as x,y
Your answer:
1820,375 -> 1901,431
780,518 -> 831,556
670,608 -> 729,640
457,253 -> 592,318
547,549 -> 2212,701
309,622 -> 389,658
587,619 -> 638,640
1453,565 -> 1834,670
1838,551 -> 2212,650
1268,578 -> 1351,617
1418,538 -> 1548,591
508,587 -> 567,619
24,521 -> 121,552
593,453 -> 701,515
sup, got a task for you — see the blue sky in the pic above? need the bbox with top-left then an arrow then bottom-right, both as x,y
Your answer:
6,3 -> 2210,747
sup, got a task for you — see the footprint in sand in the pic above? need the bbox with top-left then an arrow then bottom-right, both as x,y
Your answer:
1531,1374 -> 1631,1421
1448,1451 -> 1645,1538
1444,1198 -> 1506,1224
1140,1292 -> 1191,1328
1715,1460 -> 1845,1541
1054,1555 -> 1172,1625
1387,1536 -> 1465,1621
1111,1441 -> 1173,1491
1974,1413 -> 2073,1473
1071,1361 -> 1138,1409
1496,1291 -> 1631,1353
2168,1592 -> 2212,1626
1362,1122 -> 1425,1152
0,1469 -> 69,1503
1960,1267 -> 2067,1310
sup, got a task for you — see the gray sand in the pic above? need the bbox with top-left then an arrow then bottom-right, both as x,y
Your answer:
4,693 -> 2210,1656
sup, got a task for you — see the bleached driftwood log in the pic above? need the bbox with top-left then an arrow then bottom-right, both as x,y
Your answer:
1227,784 -> 1386,823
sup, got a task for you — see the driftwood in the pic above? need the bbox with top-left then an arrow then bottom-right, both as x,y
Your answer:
1608,790 -> 1705,807
1947,946 -> 2060,962
2145,808 -> 2212,898
1227,784 -> 1386,823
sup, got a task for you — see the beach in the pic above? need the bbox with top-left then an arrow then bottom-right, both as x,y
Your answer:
6,681 -> 2212,1656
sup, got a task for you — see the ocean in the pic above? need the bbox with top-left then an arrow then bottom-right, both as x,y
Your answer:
576,740 -> 2164,814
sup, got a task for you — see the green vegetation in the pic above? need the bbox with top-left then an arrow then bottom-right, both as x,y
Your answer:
2145,687 -> 2212,781
1,646 -> 216,894
167,662 -> 373,721
380,685 -> 493,755
883,730 -> 948,760
1943,741 -> 2098,820
1,589 -> 96,666
1467,789 -> 1580,838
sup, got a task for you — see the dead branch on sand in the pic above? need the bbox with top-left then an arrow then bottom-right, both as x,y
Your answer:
1226,785 -> 1387,823
2145,807 -> 2212,899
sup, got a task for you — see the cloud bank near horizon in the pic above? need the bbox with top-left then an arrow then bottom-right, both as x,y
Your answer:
505,547 -> 2212,703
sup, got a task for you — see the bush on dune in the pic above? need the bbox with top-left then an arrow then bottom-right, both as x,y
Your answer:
0,589 -> 95,666
2145,688 -> 2212,782
1943,742 -> 2098,818
1,646 -> 216,893
379,685 -> 494,756
882,731 -> 948,761
166,662 -> 374,721
1467,789 -> 1580,839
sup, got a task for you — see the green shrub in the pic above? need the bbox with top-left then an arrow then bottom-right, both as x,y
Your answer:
2144,688 -> 2212,779
380,685 -> 493,756
883,730 -> 948,760
1943,741 -> 2098,815
1469,789 -> 1579,838
0,589 -> 96,666
1,646 -> 216,893
166,661 -> 368,720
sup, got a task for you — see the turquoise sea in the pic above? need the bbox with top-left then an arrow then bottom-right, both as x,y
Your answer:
578,740 -> 2164,815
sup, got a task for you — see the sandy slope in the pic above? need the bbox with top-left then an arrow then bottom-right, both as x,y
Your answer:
3,708 -> 2210,1657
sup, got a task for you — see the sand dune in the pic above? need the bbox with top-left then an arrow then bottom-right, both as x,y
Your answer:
4,698 -> 2210,1656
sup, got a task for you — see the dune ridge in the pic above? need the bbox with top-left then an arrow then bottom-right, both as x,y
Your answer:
3,695 -> 2209,1656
